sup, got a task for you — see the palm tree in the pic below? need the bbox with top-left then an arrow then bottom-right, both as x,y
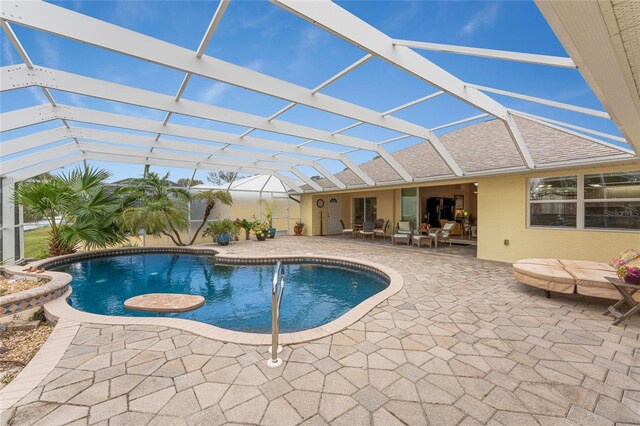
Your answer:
190,189 -> 233,245
117,172 -> 191,246
14,167 -> 126,256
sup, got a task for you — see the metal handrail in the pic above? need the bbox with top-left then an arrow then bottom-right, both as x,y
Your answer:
267,261 -> 285,368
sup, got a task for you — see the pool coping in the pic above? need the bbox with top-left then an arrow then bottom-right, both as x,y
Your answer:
36,246 -> 404,346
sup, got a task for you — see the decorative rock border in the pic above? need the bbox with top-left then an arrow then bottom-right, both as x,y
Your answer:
38,246 -> 403,345
0,269 -> 71,320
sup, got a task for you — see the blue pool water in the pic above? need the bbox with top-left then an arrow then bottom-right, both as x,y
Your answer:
52,253 -> 388,333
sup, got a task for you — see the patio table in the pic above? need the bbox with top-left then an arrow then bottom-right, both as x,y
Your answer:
603,276 -> 640,326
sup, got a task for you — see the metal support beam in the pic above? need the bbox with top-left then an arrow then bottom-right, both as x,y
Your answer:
504,113 -> 536,169
312,161 -> 346,189
430,114 -> 489,132
1,65 -> 385,152
509,111 -> 635,155
270,0 -> 498,172
467,83 -> 610,119
290,167 -> 323,191
509,109 -> 628,144
1,104 -> 366,187
393,39 -> 576,68
382,91 -> 444,116
7,153 -> 84,182
311,54 -> 373,93
1,178 -> 17,264
1,2 -> 457,156
340,155 -> 375,186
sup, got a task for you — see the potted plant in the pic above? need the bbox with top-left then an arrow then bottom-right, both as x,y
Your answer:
260,199 -> 277,238
203,219 -> 236,246
235,218 -> 256,241
617,259 -> 640,284
254,227 -> 267,241
294,220 -> 304,236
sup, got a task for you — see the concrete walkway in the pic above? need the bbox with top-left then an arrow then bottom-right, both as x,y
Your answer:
2,237 -> 639,425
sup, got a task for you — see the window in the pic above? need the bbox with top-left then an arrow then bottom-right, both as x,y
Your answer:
528,176 -> 577,228
584,171 -> 640,230
528,171 -> 640,231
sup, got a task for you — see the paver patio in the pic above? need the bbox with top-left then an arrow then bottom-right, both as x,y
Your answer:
2,236 -> 639,425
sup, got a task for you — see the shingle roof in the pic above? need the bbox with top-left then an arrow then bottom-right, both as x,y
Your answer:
304,116 -> 625,190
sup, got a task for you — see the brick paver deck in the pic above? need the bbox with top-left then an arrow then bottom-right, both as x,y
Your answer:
2,237 -> 639,425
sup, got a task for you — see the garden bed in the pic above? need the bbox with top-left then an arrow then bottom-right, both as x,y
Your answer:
0,273 -> 46,297
0,320 -> 52,390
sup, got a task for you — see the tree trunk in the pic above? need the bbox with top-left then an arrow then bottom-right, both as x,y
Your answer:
161,231 -> 182,246
188,202 -> 214,245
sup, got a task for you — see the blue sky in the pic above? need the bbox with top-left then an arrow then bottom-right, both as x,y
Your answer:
0,0 -> 626,183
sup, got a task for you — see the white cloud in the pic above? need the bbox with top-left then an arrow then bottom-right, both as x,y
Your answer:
66,92 -> 86,107
36,36 -> 61,68
110,0 -> 157,26
2,37 -> 17,64
28,87 -> 49,104
199,81 -> 228,104
288,26 -> 327,74
461,3 -> 500,35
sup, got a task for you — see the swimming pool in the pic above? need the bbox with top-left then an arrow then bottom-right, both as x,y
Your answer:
51,252 -> 389,333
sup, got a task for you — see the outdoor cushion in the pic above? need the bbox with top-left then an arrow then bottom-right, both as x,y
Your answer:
513,270 -> 574,294
398,222 -> 411,233
516,258 -> 563,266
565,268 -> 614,289
575,285 -> 620,300
610,249 -> 640,270
559,259 -> 615,272
512,263 -> 575,284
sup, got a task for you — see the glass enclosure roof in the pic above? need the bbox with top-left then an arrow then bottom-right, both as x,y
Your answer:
0,0 -> 636,192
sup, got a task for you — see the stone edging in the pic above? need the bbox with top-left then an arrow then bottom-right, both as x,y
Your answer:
0,269 -> 71,318
39,247 -> 403,346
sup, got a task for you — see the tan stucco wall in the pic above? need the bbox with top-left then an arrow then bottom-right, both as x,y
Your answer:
476,164 -> 640,263
304,190 -> 398,236
299,164 -> 639,262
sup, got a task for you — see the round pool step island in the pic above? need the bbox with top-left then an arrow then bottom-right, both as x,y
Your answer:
124,293 -> 205,313
40,248 -> 403,344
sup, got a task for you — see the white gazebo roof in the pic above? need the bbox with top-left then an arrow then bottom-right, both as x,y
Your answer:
1,1 -> 638,193
192,174 -> 294,194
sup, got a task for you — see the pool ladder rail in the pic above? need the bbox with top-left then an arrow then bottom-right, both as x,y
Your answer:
267,261 -> 285,368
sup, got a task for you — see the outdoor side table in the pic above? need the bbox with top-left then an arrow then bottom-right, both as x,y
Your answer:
603,277 -> 640,326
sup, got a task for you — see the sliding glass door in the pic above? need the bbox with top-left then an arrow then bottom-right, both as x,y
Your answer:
353,197 -> 377,224
401,188 -> 418,228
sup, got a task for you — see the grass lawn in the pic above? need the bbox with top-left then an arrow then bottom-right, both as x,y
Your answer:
24,227 -> 50,259
23,227 -> 144,259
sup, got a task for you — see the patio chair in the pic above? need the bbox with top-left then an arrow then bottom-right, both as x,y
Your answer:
373,219 -> 388,239
392,221 -> 413,246
359,221 -> 375,239
340,219 -> 354,238
438,222 -> 455,247
396,221 -> 413,235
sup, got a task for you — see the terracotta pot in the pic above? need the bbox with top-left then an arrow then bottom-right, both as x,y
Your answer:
293,226 -> 303,235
